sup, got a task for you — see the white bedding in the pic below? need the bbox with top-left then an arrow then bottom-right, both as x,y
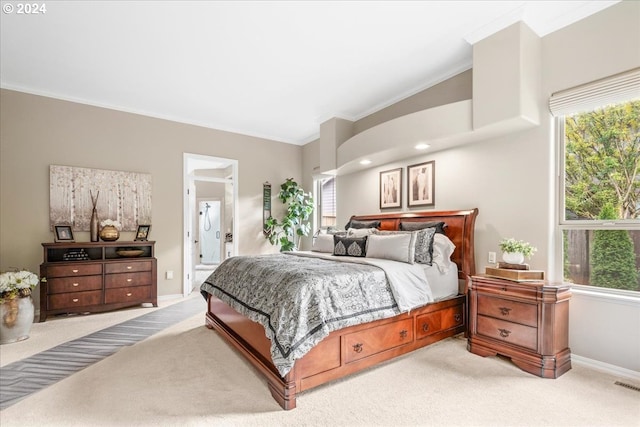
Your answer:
423,262 -> 459,301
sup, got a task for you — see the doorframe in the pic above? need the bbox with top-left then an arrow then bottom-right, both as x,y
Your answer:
183,153 -> 238,296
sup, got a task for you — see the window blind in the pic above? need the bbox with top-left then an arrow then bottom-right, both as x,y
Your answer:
549,68 -> 640,116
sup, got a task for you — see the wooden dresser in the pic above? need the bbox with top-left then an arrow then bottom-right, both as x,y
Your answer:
467,275 -> 571,378
39,241 -> 157,322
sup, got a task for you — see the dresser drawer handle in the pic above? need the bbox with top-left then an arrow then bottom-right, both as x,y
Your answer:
499,307 -> 511,316
399,329 -> 408,339
422,324 -> 430,332
352,343 -> 363,353
72,298 -> 79,303
72,269 -> 79,273
127,278 -> 132,282
498,328 -> 511,338
126,292 -> 132,297
72,283 -> 79,287
126,266 -> 133,270
454,313 -> 462,323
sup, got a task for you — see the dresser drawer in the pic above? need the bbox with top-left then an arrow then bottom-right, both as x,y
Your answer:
48,290 -> 102,310
477,295 -> 537,327
46,263 -> 103,278
105,286 -> 152,304
344,318 -> 413,363
105,260 -> 152,274
104,271 -> 152,288
477,315 -> 537,351
47,275 -> 103,294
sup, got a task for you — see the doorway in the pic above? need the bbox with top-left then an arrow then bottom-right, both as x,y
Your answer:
183,153 -> 238,296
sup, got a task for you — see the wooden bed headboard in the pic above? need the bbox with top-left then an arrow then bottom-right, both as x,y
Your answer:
349,208 -> 479,281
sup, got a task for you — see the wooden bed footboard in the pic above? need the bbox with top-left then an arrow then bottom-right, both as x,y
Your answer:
206,293 -> 465,410
203,208 -> 478,410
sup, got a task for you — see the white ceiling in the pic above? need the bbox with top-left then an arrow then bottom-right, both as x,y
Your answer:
0,1 -> 618,145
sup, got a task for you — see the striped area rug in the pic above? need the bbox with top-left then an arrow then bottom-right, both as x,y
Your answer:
0,295 -> 205,410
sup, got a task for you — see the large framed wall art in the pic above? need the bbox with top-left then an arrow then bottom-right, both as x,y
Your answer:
49,165 -> 152,232
407,161 -> 435,207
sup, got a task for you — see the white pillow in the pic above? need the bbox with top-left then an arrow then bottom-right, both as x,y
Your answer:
311,234 -> 334,253
347,227 -> 377,238
432,233 -> 456,272
366,233 -> 416,264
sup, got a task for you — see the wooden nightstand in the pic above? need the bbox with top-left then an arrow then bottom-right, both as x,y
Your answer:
467,275 -> 571,378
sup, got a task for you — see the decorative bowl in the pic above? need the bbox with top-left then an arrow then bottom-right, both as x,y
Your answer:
116,249 -> 144,258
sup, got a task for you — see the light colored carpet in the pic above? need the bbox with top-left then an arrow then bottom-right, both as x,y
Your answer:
1,313 -> 638,426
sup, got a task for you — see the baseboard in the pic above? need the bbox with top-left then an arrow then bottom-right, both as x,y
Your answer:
572,354 -> 640,381
158,294 -> 186,301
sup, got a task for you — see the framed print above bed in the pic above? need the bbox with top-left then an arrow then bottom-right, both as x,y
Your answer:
407,161 -> 435,207
379,168 -> 402,209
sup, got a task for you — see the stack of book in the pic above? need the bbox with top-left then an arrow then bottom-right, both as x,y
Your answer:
63,249 -> 90,261
485,262 -> 544,281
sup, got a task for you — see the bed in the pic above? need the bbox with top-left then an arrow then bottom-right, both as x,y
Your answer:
201,208 -> 478,410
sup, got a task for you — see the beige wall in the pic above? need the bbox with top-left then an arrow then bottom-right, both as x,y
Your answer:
310,1 -> 640,372
0,89 -> 302,305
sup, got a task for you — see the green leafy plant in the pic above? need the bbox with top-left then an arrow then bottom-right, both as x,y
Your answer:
264,178 -> 314,251
499,238 -> 537,259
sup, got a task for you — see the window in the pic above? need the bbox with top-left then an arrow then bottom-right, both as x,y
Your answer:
316,176 -> 336,230
556,99 -> 640,293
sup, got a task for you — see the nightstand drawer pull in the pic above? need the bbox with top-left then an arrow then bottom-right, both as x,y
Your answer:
400,329 -> 408,339
126,292 -> 132,297
499,307 -> 511,316
127,266 -> 133,270
72,298 -> 79,303
454,313 -> 462,323
72,283 -> 79,287
72,269 -> 79,273
498,328 -> 511,338
353,343 -> 363,353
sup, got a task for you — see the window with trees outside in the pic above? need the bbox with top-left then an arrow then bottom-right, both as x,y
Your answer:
558,98 -> 639,294
316,176 -> 336,230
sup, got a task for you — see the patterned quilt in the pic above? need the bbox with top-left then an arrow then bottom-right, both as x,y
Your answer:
200,253 -> 431,377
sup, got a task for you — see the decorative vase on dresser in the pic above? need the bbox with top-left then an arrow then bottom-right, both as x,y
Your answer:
39,241 -> 157,322
467,275 -> 572,378
99,225 -> 119,241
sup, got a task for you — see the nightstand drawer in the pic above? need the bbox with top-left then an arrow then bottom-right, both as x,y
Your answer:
477,295 -> 537,327
477,315 -> 537,350
48,290 -> 102,310
47,275 -> 103,294
46,263 -> 103,278
104,271 -> 152,288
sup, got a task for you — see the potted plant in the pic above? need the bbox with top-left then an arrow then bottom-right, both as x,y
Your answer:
264,178 -> 314,251
0,269 -> 40,344
499,238 -> 537,264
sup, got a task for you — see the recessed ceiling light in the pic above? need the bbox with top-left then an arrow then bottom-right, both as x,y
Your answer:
359,159 -> 372,165
415,143 -> 430,150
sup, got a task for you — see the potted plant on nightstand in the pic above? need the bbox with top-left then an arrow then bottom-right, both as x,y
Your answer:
499,238 -> 537,264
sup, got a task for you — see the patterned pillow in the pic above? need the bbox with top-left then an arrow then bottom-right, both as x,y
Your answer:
399,220 -> 447,234
344,219 -> 381,230
413,227 -> 437,265
333,235 -> 367,257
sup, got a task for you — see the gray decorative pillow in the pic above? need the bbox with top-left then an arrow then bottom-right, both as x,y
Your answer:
344,219 -> 381,230
400,220 -> 447,234
413,227 -> 437,265
333,235 -> 367,257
